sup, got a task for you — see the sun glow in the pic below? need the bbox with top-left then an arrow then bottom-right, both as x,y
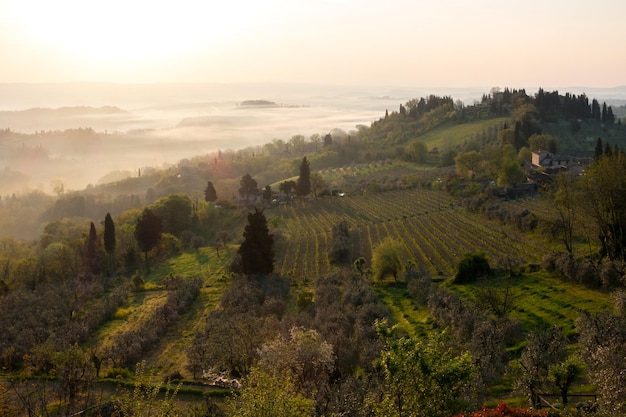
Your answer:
9,0 -> 252,78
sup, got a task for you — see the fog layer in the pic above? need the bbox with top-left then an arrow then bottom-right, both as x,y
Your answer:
1,83 -> 624,195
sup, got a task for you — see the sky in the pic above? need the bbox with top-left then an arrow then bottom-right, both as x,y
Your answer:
1,0 -> 625,88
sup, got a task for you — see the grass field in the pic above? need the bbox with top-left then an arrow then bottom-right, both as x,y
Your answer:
417,117 -> 509,149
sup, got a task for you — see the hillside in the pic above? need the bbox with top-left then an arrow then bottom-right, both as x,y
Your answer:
1,88 -> 626,416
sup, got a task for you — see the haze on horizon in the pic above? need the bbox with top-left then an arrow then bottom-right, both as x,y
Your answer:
2,0 -> 625,89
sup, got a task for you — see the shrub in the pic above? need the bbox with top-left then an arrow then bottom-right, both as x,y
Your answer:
453,252 -> 491,284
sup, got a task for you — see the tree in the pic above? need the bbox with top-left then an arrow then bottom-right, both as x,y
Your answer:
371,324 -> 475,417
279,180 -> 296,198
310,172 -> 326,200
594,137 -> 603,160
103,212 -> 116,256
528,133 -> 558,153
550,173 -> 577,254
262,185 -> 272,202
150,194 -> 192,237
238,208 -> 274,275
405,140 -> 428,163
258,326 -> 335,394
204,181 -> 217,202
455,151 -> 483,179
517,325 -> 567,408
371,238 -> 403,281
84,221 -> 100,274
453,252 -> 491,284
239,173 -> 258,201
576,311 -> 626,412
548,356 -> 583,405
295,157 -> 311,197
581,153 -> 626,260
227,367 -> 314,417
134,208 -> 163,272
329,221 -> 350,264
498,158 -> 525,187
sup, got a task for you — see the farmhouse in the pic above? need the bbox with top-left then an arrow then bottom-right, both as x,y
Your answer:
529,150 -> 587,177
531,150 -> 570,169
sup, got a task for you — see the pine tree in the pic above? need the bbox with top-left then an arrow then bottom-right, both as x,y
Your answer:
204,181 -> 217,202
296,156 -> 311,196
238,208 -> 274,275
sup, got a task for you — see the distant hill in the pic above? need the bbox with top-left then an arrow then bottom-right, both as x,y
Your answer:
0,106 -> 133,132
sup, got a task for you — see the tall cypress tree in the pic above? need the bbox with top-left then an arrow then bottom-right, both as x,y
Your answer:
238,208 -> 274,275
296,156 -> 311,196
595,137 -> 604,161
85,221 -> 100,274
104,212 -> 116,256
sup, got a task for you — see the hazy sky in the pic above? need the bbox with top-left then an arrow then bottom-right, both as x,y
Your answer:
2,0 -> 625,88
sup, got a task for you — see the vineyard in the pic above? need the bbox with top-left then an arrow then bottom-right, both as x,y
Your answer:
268,188 -> 552,281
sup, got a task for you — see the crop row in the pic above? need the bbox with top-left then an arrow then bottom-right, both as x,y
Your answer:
270,190 -> 552,280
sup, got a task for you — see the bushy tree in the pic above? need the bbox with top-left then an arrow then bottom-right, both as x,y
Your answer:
310,172 -> 326,199
371,323 -> 475,417
150,193 -> 192,237
134,208 -> 163,271
453,252 -> 491,284
239,173 -> 258,201
581,153 -> 626,261
227,367 -> 314,417
329,221 -> 350,264
372,238 -> 403,281
258,326 -> 335,394
238,208 -> 274,275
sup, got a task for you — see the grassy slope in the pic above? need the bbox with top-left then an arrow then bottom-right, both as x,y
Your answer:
95,246 -> 236,378
417,117 -> 509,149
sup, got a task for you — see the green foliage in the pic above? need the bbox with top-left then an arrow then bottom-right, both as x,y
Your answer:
580,153 -> 626,261
149,193 -> 192,237
115,361 -> 181,417
371,323 -> 475,417
227,367 -> 314,417
454,252 -> 491,284
372,237 -> 404,281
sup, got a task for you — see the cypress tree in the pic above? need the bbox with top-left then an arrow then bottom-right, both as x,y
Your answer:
595,137 -> 604,160
238,208 -> 274,275
204,181 -> 217,202
296,156 -> 311,196
104,212 -> 116,255
86,221 -> 100,274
